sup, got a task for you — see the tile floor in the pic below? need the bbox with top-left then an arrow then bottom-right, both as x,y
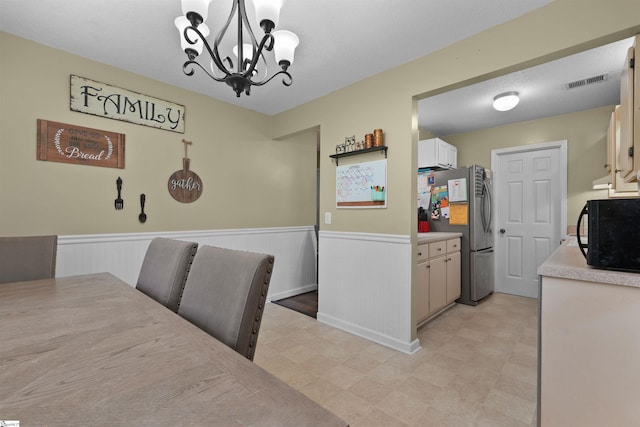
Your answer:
254,292 -> 538,427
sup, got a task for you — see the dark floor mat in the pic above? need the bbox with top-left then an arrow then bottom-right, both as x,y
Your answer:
271,290 -> 318,319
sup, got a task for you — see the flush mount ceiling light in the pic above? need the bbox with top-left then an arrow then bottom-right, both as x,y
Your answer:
492,91 -> 520,112
175,0 -> 299,97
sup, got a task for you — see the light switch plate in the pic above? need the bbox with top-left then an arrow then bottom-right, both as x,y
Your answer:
324,212 -> 332,224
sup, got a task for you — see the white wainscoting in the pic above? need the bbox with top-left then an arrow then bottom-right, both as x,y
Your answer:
317,231 -> 419,354
57,226 -> 317,302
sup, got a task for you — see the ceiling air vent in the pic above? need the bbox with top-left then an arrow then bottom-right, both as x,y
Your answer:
566,73 -> 609,89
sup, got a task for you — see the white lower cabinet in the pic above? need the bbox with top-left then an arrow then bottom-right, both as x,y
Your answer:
446,239 -> 461,304
416,259 -> 430,324
540,275 -> 640,426
416,242 -> 431,323
428,244 -> 447,314
416,238 -> 461,325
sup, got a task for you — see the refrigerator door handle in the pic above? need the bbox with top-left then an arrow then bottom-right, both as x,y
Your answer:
485,180 -> 492,233
480,183 -> 487,232
481,180 -> 492,233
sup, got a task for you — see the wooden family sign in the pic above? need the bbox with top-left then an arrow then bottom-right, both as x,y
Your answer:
70,75 -> 185,133
37,119 -> 125,169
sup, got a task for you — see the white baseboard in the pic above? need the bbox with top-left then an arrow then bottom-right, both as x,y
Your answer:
317,312 -> 421,354
267,283 -> 317,303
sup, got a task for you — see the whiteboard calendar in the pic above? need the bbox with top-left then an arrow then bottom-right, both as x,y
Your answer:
336,159 -> 387,208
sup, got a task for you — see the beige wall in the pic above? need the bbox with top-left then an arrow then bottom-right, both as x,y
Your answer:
4,2 -> 639,238
444,105 -> 615,227
271,0 -> 640,238
0,32 -> 317,236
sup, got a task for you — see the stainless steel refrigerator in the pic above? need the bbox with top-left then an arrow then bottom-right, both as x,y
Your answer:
427,164 -> 494,305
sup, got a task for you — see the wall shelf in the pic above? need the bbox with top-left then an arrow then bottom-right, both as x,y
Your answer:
329,146 -> 388,165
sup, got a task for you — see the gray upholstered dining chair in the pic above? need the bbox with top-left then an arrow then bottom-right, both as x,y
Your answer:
0,235 -> 58,284
177,245 -> 275,361
136,237 -> 198,312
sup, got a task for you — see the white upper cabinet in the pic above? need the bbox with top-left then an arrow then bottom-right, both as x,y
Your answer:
618,35 -> 640,182
418,137 -> 457,169
618,41 -> 635,180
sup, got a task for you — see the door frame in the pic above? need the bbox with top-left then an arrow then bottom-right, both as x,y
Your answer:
490,140 -> 568,294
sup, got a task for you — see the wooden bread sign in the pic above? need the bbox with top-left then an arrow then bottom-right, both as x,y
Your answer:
168,139 -> 202,203
37,119 -> 125,169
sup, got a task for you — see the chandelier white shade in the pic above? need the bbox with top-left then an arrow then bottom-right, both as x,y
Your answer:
272,30 -> 299,68
175,0 -> 299,97
492,91 -> 520,111
253,0 -> 286,29
233,43 -> 254,62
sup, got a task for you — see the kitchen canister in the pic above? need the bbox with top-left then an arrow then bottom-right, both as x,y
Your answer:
373,129 -> 384,147
364,133 -> 373,148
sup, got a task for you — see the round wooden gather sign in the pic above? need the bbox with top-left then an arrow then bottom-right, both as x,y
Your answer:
168,140 -> 203,203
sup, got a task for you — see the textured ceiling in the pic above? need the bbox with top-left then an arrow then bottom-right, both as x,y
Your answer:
0,0 -> 549,119
418,36 -> 634,136
2,0 -> 628,136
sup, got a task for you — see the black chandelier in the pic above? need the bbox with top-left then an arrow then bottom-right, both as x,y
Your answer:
175,0 -> 299,97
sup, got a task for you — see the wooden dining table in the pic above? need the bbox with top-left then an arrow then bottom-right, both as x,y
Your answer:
0,273 -> 347,426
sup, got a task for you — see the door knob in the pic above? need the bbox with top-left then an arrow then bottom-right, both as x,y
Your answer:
499,228 -> 506,234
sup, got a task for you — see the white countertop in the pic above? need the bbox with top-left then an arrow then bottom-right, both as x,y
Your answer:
417,232 -> 462,244
538,237 -> 640,288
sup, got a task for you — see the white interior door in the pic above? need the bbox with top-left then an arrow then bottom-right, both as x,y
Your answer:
491,141 -> 567,298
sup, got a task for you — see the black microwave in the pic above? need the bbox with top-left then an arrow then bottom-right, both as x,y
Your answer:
577,198 -> 640,272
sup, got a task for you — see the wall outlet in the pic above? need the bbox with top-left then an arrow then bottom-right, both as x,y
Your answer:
324,212 -> 332,224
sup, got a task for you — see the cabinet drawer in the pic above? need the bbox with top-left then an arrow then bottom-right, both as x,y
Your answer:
417,244 -> 429,262
429,240 -> 446,257
447,238 -> 460,253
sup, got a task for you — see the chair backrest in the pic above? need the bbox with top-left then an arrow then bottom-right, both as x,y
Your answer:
136,237 -> 198,312
177,245 -> 275,361
0,235 -> 58,284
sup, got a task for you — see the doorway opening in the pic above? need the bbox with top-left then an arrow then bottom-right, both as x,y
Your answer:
272,128 -> 321,318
